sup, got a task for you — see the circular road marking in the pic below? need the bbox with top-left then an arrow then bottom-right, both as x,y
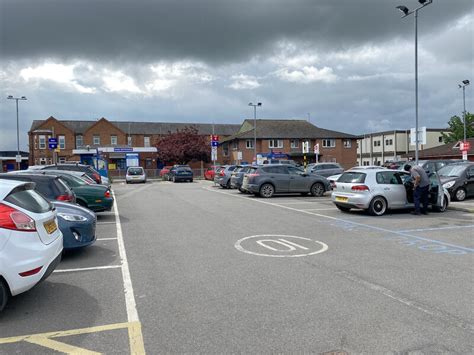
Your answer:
235,234 -> 328,258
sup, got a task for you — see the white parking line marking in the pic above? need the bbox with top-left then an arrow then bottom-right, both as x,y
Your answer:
300,208 -> 336,211
96,221 -> 117,225
112,190 -> 140,323
97,237 -> 118,241
54,265 -> 122,273
399,225 -> 474,233
203,187 -> 474,253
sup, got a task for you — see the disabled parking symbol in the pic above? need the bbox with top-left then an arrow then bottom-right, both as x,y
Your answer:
235,235 -> 328,257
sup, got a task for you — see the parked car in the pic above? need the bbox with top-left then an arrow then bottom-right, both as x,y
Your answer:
331,168 -> 450,216
306,163 -> 344,177
438,162 -> 474,201
53,201 -> 97,250
19,171 -> 114,212
169,166 -> 194,182
242,164 -> 330,198
159,166 -> 173,180
38,163 -> 104,184
0,173 -> 76,203
263,159 -> 296,165
327,166 -> 386,189
230,165 -> 252,192
0,180 -> 63,311
397,159 -> 463,174
204,166 -> 221,180
126,167 -> 147,184
214,165 -> 238,188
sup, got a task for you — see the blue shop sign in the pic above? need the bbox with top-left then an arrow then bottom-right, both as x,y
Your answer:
114,147 -> 134,152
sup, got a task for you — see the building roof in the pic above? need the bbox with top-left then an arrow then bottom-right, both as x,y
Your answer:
30,119 -> 241,136
221,119 -> 358,143
403,137 -> 474,159
360,128 -> 449,136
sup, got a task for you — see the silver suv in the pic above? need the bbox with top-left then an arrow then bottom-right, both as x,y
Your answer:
242,164 -> 330,198
214,165 -> 238,188
306,163 -> 344,177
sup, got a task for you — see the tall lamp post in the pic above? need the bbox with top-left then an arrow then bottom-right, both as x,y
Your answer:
248,102 -> 262,164
7,95 -> 27,170
459,80 -> 470,145
396,0 -> 433,165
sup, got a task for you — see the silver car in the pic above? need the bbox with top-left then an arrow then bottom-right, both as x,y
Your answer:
126,167 -> 146,184
214,165 -> 238,189
331,168 -> 450,216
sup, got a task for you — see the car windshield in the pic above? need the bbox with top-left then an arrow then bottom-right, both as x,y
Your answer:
128,168 -> 144,175
437,165 -> 467,177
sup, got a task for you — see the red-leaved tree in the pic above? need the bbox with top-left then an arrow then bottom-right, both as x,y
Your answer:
156,126 -> 210,164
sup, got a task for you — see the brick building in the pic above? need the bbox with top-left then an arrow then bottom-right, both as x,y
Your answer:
219,119 -> 359,169
29,117 -> 359,171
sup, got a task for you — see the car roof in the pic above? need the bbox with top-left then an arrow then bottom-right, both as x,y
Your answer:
0,180 -> 33,199
0,173 -> 58,181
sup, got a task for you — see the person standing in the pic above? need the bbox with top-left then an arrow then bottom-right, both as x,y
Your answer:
404,164 -> 430,215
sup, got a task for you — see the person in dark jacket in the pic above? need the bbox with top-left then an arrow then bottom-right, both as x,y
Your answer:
404,164 -> 430,215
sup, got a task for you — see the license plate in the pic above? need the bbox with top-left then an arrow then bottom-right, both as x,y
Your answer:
44,219 -> 57,234
335,196 -> 348,202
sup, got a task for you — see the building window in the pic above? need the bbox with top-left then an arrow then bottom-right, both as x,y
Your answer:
246,140 -> 254,149
39,135 -> 46,149
58,135 -> 65,149
93,135 -> 100,145
373,140 -> 381,147
322,139 -> 335,148
385,139 -> 393,146
343,139 -> 351,148
290,139 -> 299,148
222,143 -> 229,156
144,136 -> 150,147
58,157 -> 66,164
232,141 -> 239,150
439,136 -> 443,143
268,139 -> 283,149
111,135 -> 117,145
127,136 -> 132,146
76,135 -> 83,148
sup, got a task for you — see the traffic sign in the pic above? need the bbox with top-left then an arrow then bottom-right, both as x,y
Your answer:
302,141 -> 310,154
460,141 -> 470,151
15,154 -> 22,163
211,141 -> 218,147
48,138 -> 58,149
211,135 -> 219,142
314,143 -> 320,154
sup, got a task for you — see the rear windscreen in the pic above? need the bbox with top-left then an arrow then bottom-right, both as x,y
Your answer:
338,172 -> 366,183
6,187 -> 52,214
128,168 -> 144,175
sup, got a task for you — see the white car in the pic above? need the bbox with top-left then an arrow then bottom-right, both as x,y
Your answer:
0,180 -> 63,311
126,167 -> 146,184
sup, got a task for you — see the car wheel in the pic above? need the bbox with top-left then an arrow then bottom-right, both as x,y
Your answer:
336,204 -> 351,212
310,182 -> 325,197
259,183 -> 275,198
0,279 -> 9,312
434,194 -> 449,212
190,179 -> 193,183
368,196 -> 387,216
454,187 -> 466,201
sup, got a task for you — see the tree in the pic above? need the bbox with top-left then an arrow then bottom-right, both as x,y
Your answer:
156,126 -> 210,164
441,112 -> 474,144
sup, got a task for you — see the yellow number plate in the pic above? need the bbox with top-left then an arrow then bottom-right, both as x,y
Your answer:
44,220 -> 57,234
335,196 -> 348,202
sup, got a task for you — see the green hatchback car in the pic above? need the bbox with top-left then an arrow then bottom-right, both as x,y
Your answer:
34,170 -> 114,212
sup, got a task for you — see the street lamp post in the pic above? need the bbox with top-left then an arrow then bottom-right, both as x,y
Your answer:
7,95 -> 27,170
396,0 -> 433,165
459,80 -> 470,146
248,102 -> 262,164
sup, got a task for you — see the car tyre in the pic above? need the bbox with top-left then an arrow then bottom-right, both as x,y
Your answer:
336,204 -> 351,212
0,279 -> 8,312
434,194 -> 449,212
259,183 -> 275,198
454,187 -> 466,201
368,196 -> 387,216
310,183 -> 325,197
190,179 -> 193,183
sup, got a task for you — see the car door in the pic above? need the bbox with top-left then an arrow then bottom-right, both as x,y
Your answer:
287,166 -> 309,192
263,166 -> 289,192
375,171 -> 407,208
466,165 -> 474,197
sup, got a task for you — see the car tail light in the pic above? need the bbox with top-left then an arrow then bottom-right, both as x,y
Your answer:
0,203 -> 36,232
104,190 -> 111,198
93,172 -> 101,183
219,171 -> 225,177
351,185 -> 370,191
57,194 -> 74,202
19,266 -> 43,277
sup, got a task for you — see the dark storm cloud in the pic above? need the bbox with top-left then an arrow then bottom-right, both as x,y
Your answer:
1,0 -> 472,65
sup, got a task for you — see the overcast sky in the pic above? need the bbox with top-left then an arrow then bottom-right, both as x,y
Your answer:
1,0 -> 473,150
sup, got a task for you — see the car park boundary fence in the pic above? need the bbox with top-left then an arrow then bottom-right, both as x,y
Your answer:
108,168 -> 206,180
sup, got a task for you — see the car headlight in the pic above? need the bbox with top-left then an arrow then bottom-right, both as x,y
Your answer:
442,181 -> 455,189
58,213 -> 88,222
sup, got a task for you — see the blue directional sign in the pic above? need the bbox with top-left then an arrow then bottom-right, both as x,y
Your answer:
48,138 -> 58,149
211,141 -> 219,147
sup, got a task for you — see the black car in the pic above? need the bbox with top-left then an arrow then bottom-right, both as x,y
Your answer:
39,164 -> 103,184
242,164 -> 331,198
169,166 -> 193,182
0,173 -> 76,203
438,162 -> 474,201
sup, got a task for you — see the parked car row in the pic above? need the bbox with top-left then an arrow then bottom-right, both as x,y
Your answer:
0,163 -> 113,311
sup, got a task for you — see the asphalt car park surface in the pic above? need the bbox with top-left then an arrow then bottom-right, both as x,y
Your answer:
1,179 -> 473,353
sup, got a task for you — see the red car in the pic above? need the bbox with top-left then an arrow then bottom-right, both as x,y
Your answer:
204,166 -> 220,180
159,166 -> 173,180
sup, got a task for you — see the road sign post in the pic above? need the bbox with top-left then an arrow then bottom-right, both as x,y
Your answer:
314,143 -> 320,163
